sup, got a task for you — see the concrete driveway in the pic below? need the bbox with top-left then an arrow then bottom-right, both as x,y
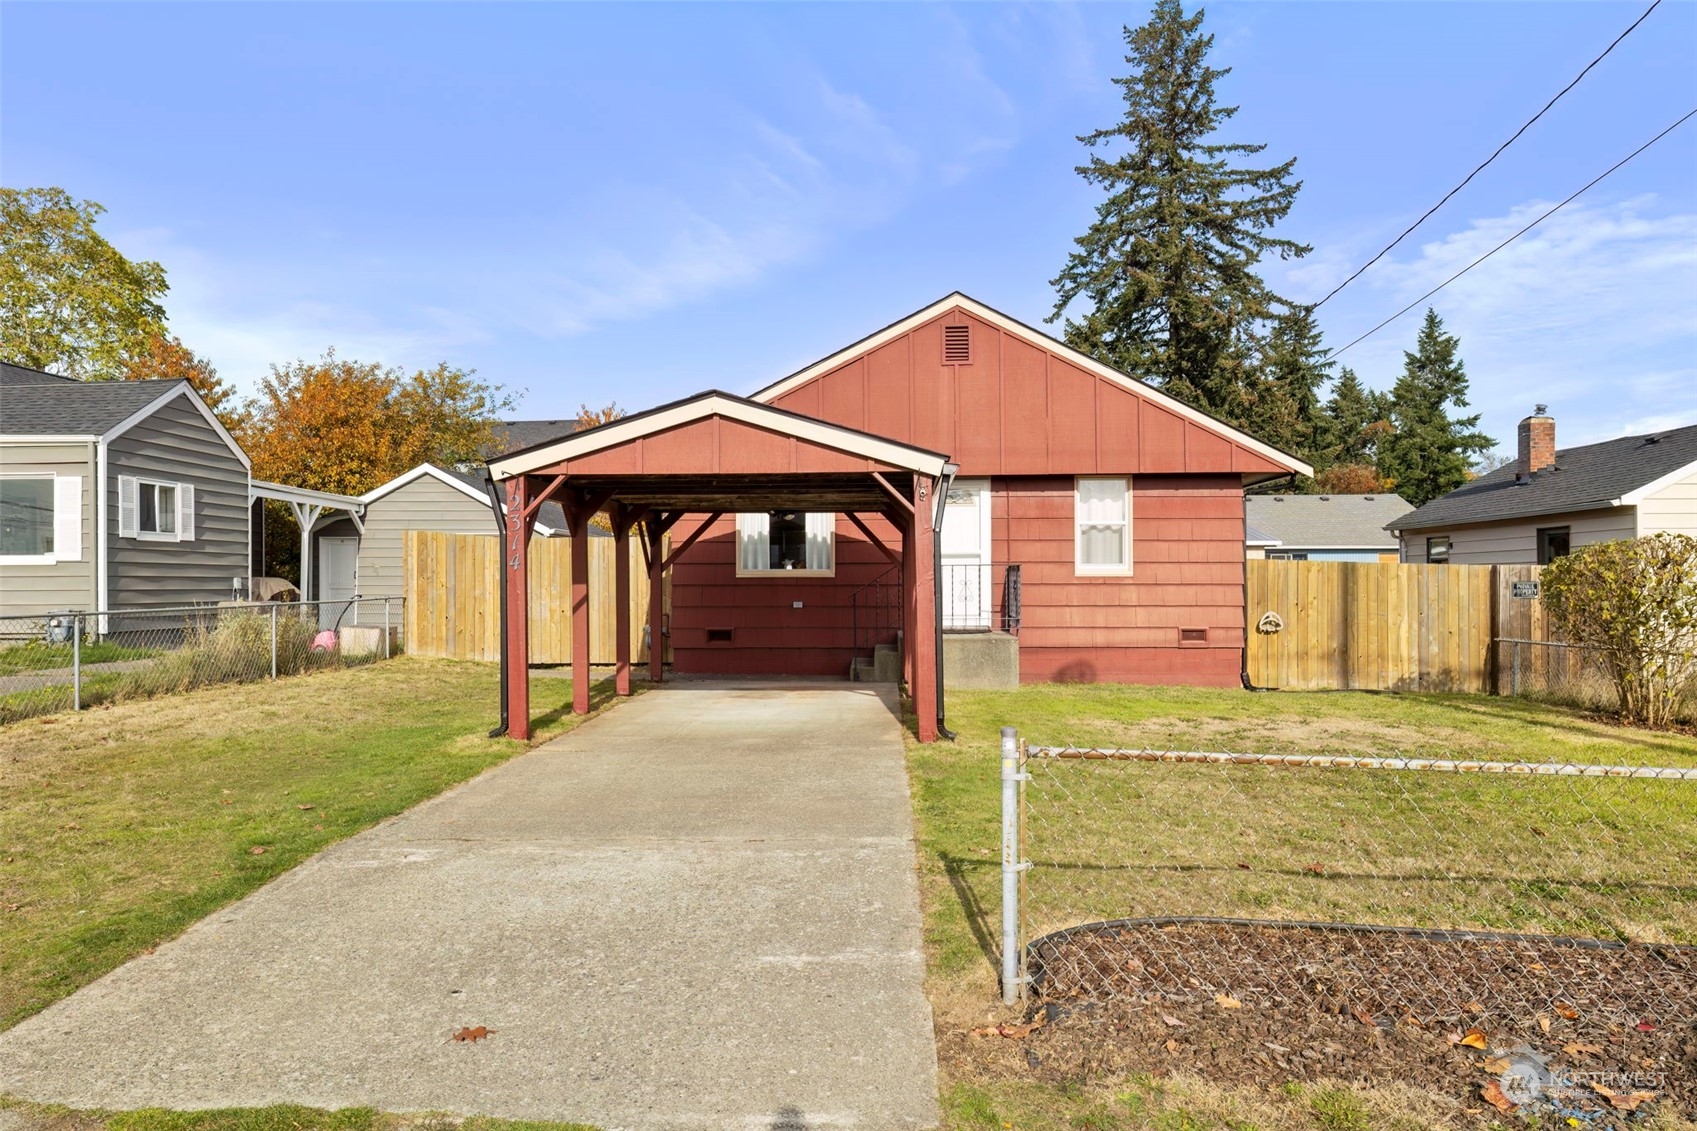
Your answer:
0,682 -> 939,1130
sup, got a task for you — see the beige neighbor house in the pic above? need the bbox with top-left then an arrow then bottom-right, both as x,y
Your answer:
1390,407 -> 1697,565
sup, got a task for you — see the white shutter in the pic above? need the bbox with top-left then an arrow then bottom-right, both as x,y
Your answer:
118,475 -> 138,538
53,476 -> 83,562
736,513 -> 770,572
177,483 -> 195,542
805,513 -> 834,571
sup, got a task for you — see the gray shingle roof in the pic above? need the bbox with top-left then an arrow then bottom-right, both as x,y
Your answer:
1,363 -> 185,435
492,419 -> 580,455
1245,493 -> 1413,550
1390,422 -> 1697,532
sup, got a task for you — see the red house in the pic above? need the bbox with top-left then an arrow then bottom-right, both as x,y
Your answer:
488,294 -> 1310,742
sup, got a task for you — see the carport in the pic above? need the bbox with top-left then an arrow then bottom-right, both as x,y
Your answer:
486,391 -> 957,741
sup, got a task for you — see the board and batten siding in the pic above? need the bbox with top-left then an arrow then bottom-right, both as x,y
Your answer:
1400,506 -> 1637,564
0,441 -> 97,616
105,396 -> 249,608
327,475 -> 500,601
1637,465 -> 1697,538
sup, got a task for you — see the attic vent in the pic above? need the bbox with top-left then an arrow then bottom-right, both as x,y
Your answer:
943,324 -> 971,364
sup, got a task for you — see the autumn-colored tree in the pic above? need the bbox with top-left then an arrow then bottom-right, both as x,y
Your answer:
120,331 -> 242,426
575,401 -> 626,431
1314,463 -> 1388,495
240,352 -> 515,495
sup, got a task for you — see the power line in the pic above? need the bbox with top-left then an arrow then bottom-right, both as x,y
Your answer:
1310,0 -> 1664,311
1331,106 -> 1697,358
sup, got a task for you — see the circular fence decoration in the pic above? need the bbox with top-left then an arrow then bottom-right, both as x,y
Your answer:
1255,610 -> 1284,635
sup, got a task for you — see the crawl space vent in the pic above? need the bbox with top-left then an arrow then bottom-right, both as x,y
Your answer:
943,324 -> 971,364
1179,628 -> 1209,644
706,628 -> 734,644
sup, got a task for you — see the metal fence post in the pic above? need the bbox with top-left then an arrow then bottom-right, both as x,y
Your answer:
383,598 -> 391,660
1001,725 -> 1027,1005
1513,640 -> 1522,697
270,604 -> 279,679
72,613 -> 83,711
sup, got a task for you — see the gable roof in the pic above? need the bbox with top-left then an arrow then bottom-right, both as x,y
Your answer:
492,419 -> 581,454
363,462 -> 573,535
0,362 -> 76,387
1246,493 -> 1411,550
748,292 -> 1313,478
1390,422 -> 1697,533
489,389 -> 954,480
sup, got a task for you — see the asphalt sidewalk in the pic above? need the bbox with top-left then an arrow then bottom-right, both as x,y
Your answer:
0,681 -> 939,1130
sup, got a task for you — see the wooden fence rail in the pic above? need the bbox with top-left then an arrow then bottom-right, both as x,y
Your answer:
404,531 -> 664,664
1246,560 -> 1561,694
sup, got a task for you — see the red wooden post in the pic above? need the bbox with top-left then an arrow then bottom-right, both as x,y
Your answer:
612,505 -> 633,696
570,503 -> 593,715
912,476 -> 938,743
899,513 -> 915,691
647,519 -> 666,683
503,477 -> 534,741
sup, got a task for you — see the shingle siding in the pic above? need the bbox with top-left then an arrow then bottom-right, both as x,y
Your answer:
106,397 -> 249,608
0,441 -> 97,616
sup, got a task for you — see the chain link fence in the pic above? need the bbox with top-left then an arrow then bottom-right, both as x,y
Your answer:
1496,637 -> 1697,723
1000,731 -> 1697,1031
0,598 -> 403,724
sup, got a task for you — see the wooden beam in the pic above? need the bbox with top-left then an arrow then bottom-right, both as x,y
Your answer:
660,512 -> 724,571
612,503 -> 648,537
520,474 -> 568,522
873,472 -> 914,515
567,485 -> 620,530
503,477 -> 537,740
613,504 -> 634,697
569,504 -> 592,715
845,512 -> 899,564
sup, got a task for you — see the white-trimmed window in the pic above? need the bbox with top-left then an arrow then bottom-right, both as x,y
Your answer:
1075,477 -> 1131,575
0,475 -> 83,564
119,476 -> 195,542
736,511 -> 835,576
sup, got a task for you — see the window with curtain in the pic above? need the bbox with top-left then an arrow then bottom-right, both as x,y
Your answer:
736,512 -> 835,575
1075,477 -> 1131,574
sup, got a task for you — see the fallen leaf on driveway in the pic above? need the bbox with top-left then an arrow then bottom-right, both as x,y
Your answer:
451,1026 -> 495,1043
1454,1028 -> 1488,1049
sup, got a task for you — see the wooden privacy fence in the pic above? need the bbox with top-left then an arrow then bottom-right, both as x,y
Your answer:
1247,561 -> 1561,693
404,531 -> 664,663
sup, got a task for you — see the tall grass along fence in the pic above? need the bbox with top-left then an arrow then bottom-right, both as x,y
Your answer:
404,530 -> 661,664
0,598 -> 402,724
998,730 -> 1696,1034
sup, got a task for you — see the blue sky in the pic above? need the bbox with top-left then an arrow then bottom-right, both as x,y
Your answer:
4,1 -> 1694,453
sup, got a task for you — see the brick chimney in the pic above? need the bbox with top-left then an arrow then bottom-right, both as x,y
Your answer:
1517,405 -> 1555,482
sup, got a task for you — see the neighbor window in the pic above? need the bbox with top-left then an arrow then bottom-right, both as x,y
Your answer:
0,477 -> 54,558
1075,477 -> 1131,574
118,476 -> 194,542
1426,535 -> 1451,564
0,475 -> 82,564
736,512 -> 834,575
1537,526 -> 1571,564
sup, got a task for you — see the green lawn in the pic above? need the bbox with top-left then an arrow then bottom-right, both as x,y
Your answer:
909,684 -> 1697,1130
0,639 -> 159,675
0,657 -> 614,1030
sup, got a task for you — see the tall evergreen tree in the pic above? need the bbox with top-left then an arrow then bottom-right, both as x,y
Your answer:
1245,305 -> 1331,468
1049,0 -> 1310,422
1318,367 -> 1391,469
1376,308 -> 1494,507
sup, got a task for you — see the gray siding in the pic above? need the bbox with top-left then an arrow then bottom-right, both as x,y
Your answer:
106,396 -> 250,608
1637,465 -> 1697,537
335,475 -> 498,601
1399,506 -> 1636,564
0,441 -> 97,617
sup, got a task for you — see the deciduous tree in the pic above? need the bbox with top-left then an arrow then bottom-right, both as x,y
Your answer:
0,187 -> 168,379
1049,0 -> 1309,422
120,331 -> 242,426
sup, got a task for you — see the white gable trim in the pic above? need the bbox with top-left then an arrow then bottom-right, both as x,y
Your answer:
1615,456 -> 1697,506
489,392 -> 953,480
749,292 -> 1313,477
98,383 -> 252,470
361,463 -> 491,507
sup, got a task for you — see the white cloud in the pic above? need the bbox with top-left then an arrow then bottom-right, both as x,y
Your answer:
1313,195 -> 1697,446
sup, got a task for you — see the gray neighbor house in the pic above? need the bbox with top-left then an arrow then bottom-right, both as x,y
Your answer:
0,362 -> 255,618
1390,408 -> 1697,564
